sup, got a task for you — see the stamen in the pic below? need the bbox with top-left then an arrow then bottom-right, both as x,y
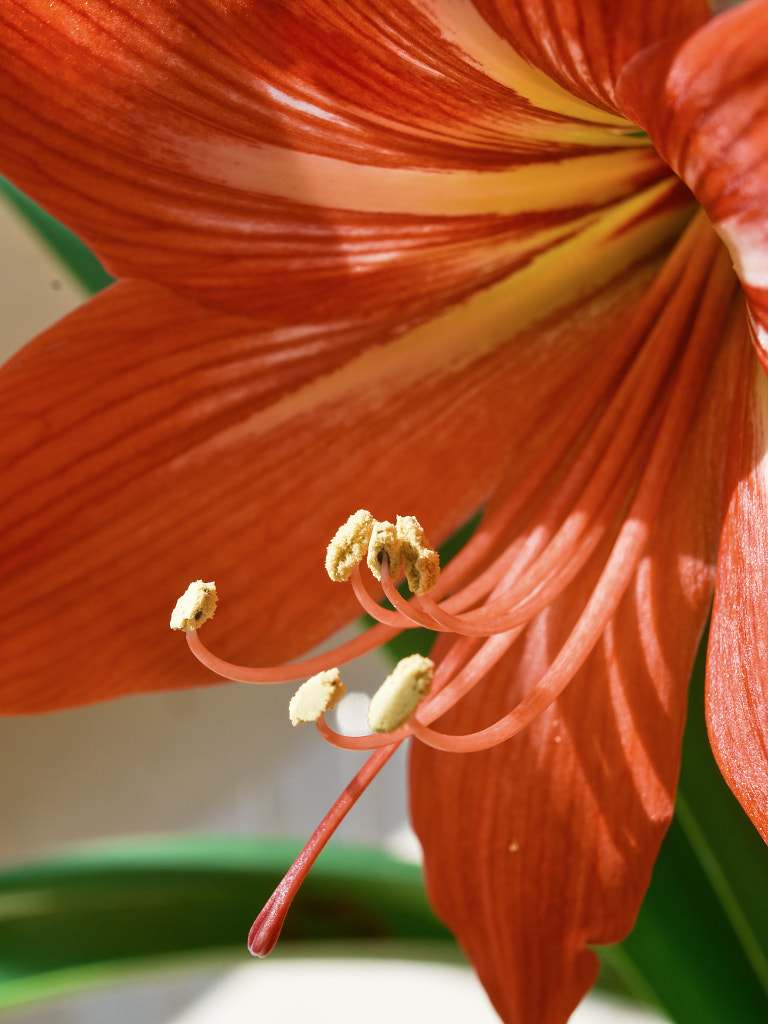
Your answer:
349,564 -> 423,629
289,669 -> 346,726
378,566 -> 481,633
396,515 -> 440,595
367,520 -> 401,582
367,654 -> 434,733
325,509 -> 374,582
169,580 -> 217,631
314,635 -> 504,751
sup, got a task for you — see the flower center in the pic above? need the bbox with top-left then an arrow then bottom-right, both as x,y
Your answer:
169,208 -> 736,959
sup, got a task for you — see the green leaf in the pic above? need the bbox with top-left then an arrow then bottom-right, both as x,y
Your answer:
0,177 -> 113,295
600,633 -> 768,1022
0,837 -> 457,1010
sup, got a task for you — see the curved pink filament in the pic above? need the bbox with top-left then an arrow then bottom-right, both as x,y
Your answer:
186,619 -> 397,683
315,715 -> 412,750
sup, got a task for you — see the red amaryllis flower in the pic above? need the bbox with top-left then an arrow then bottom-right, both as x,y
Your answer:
1,0 -> 767,1021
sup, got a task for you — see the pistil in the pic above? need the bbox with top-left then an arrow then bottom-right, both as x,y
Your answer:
248,742 -> 401,958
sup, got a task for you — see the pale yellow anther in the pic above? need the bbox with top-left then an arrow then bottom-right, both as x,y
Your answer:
367,520 -> 401,582
289,668 -> 346,726
170,580 -> 218,631
396,515 -> 440,595
325,510 -> 375,582
367,654 -> 434,733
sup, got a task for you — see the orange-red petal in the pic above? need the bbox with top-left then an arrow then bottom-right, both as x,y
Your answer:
617,0 -> 768,360
468,0 -> 709,112
0,1 -> 672,323
707,342 -> 768,844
